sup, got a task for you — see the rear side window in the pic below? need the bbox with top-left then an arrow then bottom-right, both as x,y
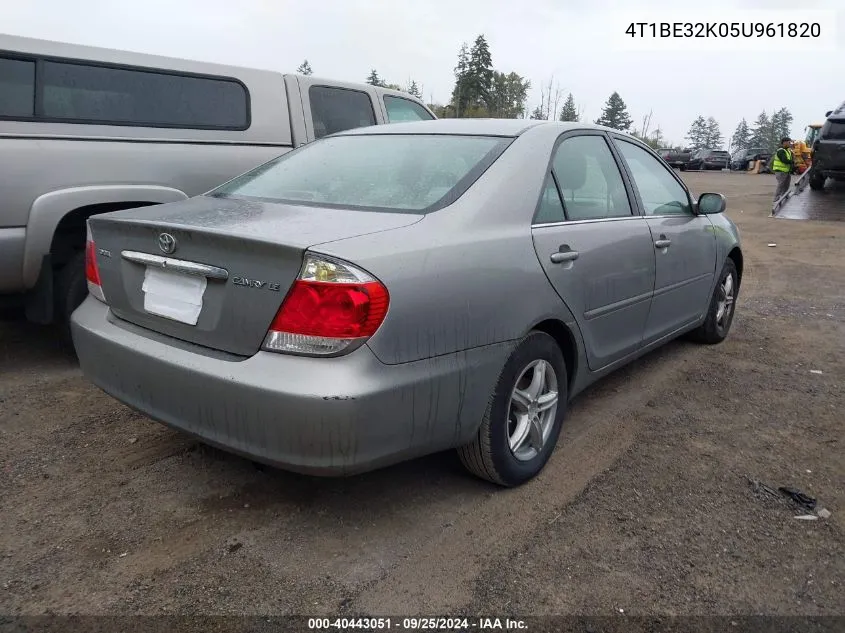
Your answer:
40,61 -> 248,129
384,95 -> 435,123
821,119 -> 845,140
552,135 -> 632,221
309,86 -> 376,139
210,134 -> 511,213
0,57 -> 35,117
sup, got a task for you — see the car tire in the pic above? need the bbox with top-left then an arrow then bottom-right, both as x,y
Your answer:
679,164 -> 686,171
458,331 -> 568,487
689,258 -> 738,345
54,251 -> 88,328
809,170 -> 825,191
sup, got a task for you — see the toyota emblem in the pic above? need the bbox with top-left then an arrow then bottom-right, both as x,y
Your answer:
158,233 -> 177,255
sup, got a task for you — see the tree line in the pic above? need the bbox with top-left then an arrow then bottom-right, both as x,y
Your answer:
730,109 -> 794,154
297,39 -> 794,154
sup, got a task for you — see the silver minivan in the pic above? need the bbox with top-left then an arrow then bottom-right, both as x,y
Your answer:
0,33 -> 435,325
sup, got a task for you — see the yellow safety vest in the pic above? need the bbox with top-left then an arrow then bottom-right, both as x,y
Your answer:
772,148 -> 793,173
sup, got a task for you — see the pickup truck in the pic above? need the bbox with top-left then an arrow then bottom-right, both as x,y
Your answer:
0,34 -> 435,326
659,148 -> 692,170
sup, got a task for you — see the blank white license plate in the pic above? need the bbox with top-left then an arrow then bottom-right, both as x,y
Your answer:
141,267 -> 207,325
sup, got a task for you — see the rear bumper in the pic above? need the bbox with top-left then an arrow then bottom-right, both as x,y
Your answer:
70,297 -> 512,476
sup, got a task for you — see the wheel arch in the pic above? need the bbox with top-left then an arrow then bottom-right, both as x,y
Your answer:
529,318 -> 578,393
23,184 -> 189,288
727,246 -> 743,292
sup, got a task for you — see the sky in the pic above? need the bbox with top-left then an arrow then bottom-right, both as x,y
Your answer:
3,0 -> 843,147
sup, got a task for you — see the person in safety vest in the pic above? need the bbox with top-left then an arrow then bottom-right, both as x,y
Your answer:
772,137 -> 794,203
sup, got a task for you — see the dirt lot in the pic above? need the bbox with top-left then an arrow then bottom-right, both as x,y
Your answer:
1,172 -> 843,622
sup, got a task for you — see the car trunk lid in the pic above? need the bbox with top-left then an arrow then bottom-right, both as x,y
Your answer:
88,195 -> 421,356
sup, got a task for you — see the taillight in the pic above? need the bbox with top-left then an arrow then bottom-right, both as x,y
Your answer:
85,223 -> 106,303
262,254 -> 389,356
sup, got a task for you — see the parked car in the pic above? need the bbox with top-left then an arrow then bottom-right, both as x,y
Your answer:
0,34 -> 435,326
730,147 -> 771,171
809,101 -> 845,191
659,147 -> 692,170
687,149 -> 730,171
72,119 -> 743,487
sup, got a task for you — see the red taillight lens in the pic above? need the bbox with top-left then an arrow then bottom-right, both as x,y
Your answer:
85,240 -> 101,286
262,254 -> 389,356
270,280 -> 389,339
85,223 -> 106,303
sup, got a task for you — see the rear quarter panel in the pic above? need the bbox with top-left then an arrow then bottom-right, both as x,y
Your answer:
315,127 -> 580,366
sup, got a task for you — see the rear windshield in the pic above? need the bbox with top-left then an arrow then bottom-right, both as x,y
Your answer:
712,151 -> 729,157
821,119 -> 845,140
209,134 -> 511,213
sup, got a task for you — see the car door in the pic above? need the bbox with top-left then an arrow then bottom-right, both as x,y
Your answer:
612,137 -> 718,344
531,132 -> 656,371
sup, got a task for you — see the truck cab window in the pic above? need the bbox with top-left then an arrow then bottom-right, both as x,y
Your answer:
384,95 -> 434,123
309,86 -> 376,139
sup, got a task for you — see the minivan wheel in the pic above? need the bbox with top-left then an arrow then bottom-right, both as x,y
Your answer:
689,258 -> 738,345
458,332 -> 568,487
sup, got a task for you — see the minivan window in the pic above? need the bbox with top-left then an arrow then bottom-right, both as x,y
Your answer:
384,95 -> 435,123
40,61 -> 248,129
0,57 -> 35,117
309,86 -> 376,139
210,134 -> 510,213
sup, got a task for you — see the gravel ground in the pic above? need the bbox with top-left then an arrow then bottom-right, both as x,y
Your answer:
0,172 -> 843,625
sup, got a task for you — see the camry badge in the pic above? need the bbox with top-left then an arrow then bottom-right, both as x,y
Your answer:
158,233 -> 177,255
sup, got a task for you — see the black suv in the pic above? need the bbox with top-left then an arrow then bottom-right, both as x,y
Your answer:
687,149 -> 730,171
809,101 -> 845,190
730,147 -> 771,171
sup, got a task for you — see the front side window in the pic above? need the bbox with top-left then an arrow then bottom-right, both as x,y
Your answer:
384,95 -> 435,123
309,86 -> 376,139
40,61 -> 248,129
616,140 -> 692,216
552,135 -> 632,221
210,134 -> 511,213
0,57 -> 35,117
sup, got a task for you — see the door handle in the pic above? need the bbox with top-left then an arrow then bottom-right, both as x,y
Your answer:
550,249 -> 579,264
654,238 -> 671,249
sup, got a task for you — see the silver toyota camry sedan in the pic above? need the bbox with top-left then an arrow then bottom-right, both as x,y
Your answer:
71,119 -> 742,487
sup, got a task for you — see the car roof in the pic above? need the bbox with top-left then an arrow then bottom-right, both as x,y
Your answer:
338,119 -> 614,138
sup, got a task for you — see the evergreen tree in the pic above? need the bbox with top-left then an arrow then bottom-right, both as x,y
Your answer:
770,107 -> 793,150
704,117 -> 723,148
407,80 -> 421,98
595,92 -> 633,131
467,34 -> 494,111
296,60 -> 313,75
749,111 -> 771,150
366,69 -> 383,87
451,43 -> 471,117
529,105 -> 545,120
731,118 -> 751,151
559,93 -> 579,122
686,116 -> 708,148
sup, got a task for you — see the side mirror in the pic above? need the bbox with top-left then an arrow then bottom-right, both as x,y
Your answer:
697,192 -> 727,215
825,111 -> 832,117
